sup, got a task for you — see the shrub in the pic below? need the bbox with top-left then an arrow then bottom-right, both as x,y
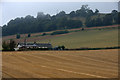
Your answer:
2,41 -> 9,51
81,28 -> 85,31
42,33 -> 46,36
16,34 -> 20,39
54,45 -> 65,50
9,39 -> 16,51
2,40 -> 16,51
28,33 -> 31,37
51,30 -> 69,35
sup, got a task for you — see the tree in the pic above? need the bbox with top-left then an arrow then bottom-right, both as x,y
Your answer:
76,5 -> 90,17
118,12 -> 120,24
25,15 -> 34,20
56,11 -> 66,17
9,39 -> 16,51
111,10 -> 118,15
111,10 -> 119,24
103,14 -> 113,26
57,45 -> 65,50
2,41 -> 9,51
87,9 -> 94,17
2,40 -> 16,51
61,45 -> 65,50
85,17 -> 93,27
69,11 -> 76,17
16,34 -> 20,39
66,20 -> 83,29
2,5 -> 118,37
81,27 -> 85,31
42,33 -> 46,36
94,18 -> 103,26
37,12 -> 45,19
81,5 -> 89,11
28,33 -> 31,37
95,9 -> 99,14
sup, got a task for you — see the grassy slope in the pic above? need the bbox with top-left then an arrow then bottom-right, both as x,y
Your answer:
39,28 -> 118,49
2,25 -> 119,49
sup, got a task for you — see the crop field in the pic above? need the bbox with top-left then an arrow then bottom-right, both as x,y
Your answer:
40,28 -> 118,49
3,25 -> 119,49
2,49 -> 118,78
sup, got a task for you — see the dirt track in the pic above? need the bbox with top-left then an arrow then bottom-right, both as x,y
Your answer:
2,49 -> 118,78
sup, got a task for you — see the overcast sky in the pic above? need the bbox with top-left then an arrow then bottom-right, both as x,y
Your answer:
0,2 -> 118,26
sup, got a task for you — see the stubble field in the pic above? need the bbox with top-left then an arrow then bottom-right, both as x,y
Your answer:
2,49 -> 118,78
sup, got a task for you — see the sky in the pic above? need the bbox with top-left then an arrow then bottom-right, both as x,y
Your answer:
0,1 -> 119,26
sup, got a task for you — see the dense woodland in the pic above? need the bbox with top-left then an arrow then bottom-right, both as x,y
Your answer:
2,5 -> 120,36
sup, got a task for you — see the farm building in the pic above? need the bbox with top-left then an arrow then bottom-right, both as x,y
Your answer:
15,42 -> 52,50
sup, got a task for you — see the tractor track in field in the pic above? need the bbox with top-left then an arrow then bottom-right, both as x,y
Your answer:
2,49 -> 118,78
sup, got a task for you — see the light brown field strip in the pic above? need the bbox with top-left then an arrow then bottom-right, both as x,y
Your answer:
26,53 -> 117,73
2,49 -> 118,78
40,65 -> 108,78
5,54 -> 117,77
5,53 -> 117,73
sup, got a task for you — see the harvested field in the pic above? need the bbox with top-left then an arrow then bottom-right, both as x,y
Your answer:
2,49 -> 118,78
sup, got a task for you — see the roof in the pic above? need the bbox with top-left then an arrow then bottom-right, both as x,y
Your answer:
18,43 -> 52,48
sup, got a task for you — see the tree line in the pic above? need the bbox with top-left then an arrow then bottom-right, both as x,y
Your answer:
2,5 -> 120,36
2,39 -> 16,51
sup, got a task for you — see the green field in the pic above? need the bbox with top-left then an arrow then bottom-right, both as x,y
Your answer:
3,26 -> 119,49
38,28 -> 118,49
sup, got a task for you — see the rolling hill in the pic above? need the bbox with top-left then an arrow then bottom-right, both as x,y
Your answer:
2,25 -> 119,49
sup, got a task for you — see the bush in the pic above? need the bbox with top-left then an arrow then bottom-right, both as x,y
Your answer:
54,45 -> 65,50
42,33 -> 46,36
2,41 -> 9,51
28,33 -> 31,37
81,28 -> 85,31
2,40 -> 16,51
16,34 -> 20,39
51,30 -> 69,35
9,39 -> 16,51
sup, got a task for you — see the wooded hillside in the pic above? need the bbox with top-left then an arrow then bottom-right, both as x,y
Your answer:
2,5 -> 120,36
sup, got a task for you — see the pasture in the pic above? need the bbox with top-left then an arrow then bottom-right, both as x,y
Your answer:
3,25 -> 119,49
2,49 -> 118,78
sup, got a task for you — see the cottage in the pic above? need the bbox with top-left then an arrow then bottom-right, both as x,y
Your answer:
15,42 -> 52,50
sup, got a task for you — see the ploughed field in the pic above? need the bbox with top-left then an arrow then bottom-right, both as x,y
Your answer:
2,49 -> 118,78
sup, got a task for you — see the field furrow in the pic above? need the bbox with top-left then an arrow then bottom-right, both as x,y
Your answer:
2,49 -> 118,78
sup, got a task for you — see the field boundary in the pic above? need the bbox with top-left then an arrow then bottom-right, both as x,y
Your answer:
65,46 -> 120,51
2,46 -> 120,52
1,78 -> 119,80
2,24 -> 119,38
